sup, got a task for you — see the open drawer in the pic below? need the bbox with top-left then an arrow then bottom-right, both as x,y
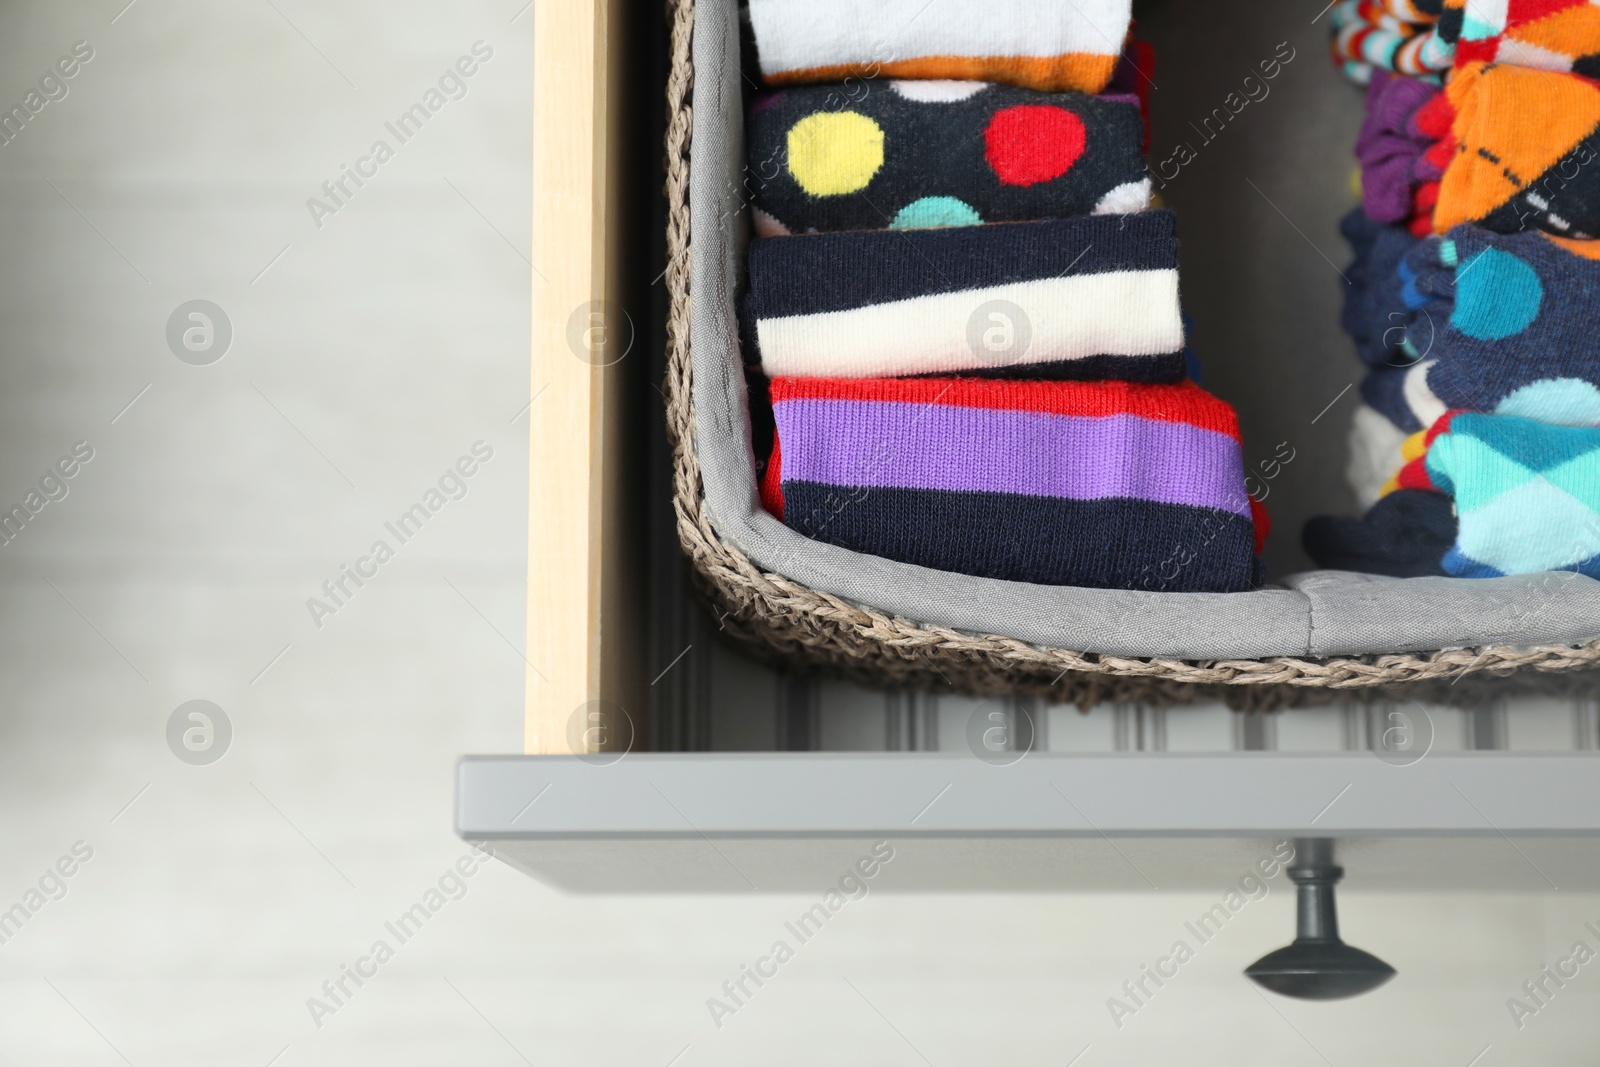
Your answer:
469,0 -> 1600,896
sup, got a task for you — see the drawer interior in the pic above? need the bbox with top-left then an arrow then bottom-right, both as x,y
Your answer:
480,0 -> 1600,900
520,0 -> 1600,749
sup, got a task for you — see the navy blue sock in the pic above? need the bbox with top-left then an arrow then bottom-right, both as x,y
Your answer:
1303,490 -> 1456,578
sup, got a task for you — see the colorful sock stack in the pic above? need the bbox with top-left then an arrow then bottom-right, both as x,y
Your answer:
1330,0 -> 1452,85
1357,71 -> 1442,223
744,212 -> 1186,381
1418,412 -> 1600,577
746,0 -> 1133,94
1358,224 -> 1600,431
746,81 -> 1149,235
1303,488 -> 1455,576
1434,61 -> 1600,237
1440,0 -> 1600,76
744,18 -> 1262,593
1319,22 -> 1600,580
761,377 -> 1264,591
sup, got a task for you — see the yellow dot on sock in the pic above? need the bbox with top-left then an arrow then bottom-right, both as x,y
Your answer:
787,112 -> 884,197
1349,166 -> 1363,201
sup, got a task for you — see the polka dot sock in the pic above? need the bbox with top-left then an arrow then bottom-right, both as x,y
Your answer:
746,0 -> 1133,94
1358,224 -> 1600,432
747,81 -> 1148,236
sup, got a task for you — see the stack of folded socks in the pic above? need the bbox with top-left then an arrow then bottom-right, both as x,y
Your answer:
743,1 -> 1265,592
1308,25 -> 1600,579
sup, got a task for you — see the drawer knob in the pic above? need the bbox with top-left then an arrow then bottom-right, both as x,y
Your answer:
1244,839 -> 1396,1000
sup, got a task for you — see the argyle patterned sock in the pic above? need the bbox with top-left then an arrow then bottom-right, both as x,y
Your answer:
1435,61 -> 1600,237
1424,412 -> 1600,577
1412,88 -> 1455,175
761,376 -> 1265,592
747,81 -> 1148,236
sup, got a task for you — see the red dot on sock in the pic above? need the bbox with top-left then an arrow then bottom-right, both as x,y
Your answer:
984,105 -> 1086,187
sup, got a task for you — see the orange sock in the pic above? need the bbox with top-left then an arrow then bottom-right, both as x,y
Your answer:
1435,61 -> 1600,237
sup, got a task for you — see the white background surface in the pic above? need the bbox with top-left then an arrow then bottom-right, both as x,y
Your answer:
1,1 -> 1598,1064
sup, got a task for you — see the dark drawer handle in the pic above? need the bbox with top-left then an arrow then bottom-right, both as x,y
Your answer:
1245,839 -> 1396,1000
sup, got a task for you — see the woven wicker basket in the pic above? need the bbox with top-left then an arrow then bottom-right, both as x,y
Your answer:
660,0 -> 1600,709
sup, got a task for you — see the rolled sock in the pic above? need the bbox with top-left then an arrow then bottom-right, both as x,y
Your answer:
1356,71 -> 1441,223
1303,489 -> 1455,577
1435,61 -> 1600,237
1410,89 -> 1455,178
747,82 -> 1149,236
744,212 -> 1186,381
1330,0 -> 1452,84
1361,225 -> 1600,429
1440,0 -> 1600,76
1424,412 -> 1600,577
1411,100 -> 1453,185
746,0 -> 1132,94
1346,402 -> 1412,507
1410,179 -> 1441,236
1339,208 -> 1427,368
761,377 -> 1264,592
1408,90 -> 1455,232
1360,364 -> 1426,434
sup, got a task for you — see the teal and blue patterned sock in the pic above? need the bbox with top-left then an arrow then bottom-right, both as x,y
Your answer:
1425,412 -> 1600,577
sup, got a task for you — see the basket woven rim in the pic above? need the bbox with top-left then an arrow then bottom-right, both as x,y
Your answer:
658,0 -> 1600,691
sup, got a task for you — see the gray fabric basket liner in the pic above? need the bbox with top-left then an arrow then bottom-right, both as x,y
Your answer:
685,0 -> 1600,660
